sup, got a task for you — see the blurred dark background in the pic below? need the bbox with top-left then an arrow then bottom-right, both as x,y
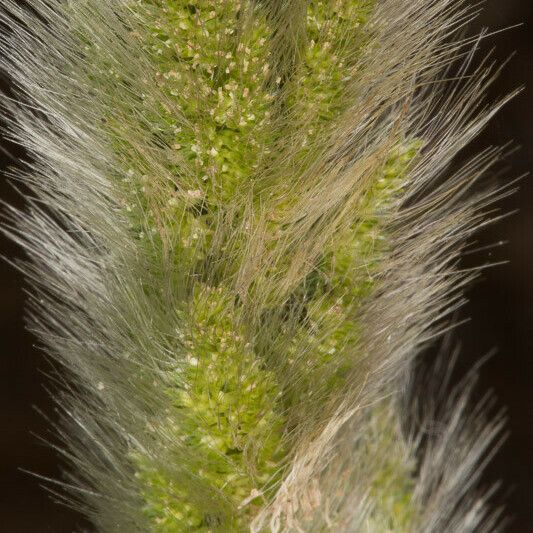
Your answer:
1,2 -> 532,532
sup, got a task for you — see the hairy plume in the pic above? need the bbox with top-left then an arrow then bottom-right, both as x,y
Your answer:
1,0 -> 514,531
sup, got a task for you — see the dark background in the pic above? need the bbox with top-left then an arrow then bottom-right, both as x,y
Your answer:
1,2 -> 531,532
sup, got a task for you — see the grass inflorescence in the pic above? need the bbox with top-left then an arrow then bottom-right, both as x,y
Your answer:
0,0 -> 513,531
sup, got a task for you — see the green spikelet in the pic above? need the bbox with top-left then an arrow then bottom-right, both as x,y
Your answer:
91,1 -> 420,530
